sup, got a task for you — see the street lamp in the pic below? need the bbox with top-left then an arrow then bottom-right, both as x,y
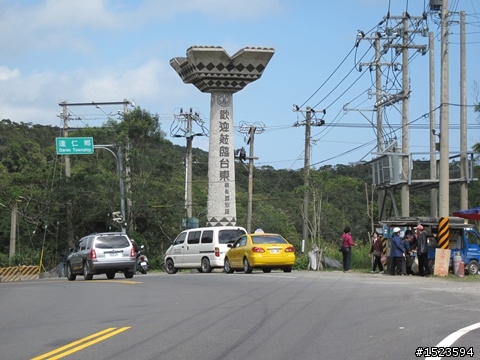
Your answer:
94,145 -> 126,233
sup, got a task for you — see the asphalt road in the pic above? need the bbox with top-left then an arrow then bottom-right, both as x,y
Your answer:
1,270 -> 479,360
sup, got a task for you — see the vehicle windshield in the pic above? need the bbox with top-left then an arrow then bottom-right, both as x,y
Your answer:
219,229 -> 247,244
467,231 -> 480,246
252,235 -> 288,244
95,235 -> 130,249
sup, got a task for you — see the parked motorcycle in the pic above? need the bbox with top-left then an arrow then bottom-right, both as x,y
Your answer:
136,244 -> 149,274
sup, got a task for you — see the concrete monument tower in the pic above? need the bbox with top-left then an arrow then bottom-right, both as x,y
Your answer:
170,46 -> 274,226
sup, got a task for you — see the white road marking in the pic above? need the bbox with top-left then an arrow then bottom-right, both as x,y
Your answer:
425,322 -> 480,359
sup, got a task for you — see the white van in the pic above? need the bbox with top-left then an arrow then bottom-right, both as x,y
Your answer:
164,226 -> 247,274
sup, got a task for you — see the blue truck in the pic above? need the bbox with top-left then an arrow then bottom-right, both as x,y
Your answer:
380,216 -> 480,275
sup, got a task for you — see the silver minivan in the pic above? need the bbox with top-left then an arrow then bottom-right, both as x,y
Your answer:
164,226 -> 247,274
66,232 -> 136,280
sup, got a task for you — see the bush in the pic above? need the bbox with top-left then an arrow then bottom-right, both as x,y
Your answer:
296,243 -> 372,271
293,253 -> 310,270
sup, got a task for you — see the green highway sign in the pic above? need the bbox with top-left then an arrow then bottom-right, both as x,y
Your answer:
56,137 -> 94,155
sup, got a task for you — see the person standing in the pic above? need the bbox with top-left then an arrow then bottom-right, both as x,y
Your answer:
58,248 -> 69,277
403,230 -> 415,275
341,226 -> 356,272
389,227 -> 405,276
415,224 -> 430,277
369,232 -> 384,274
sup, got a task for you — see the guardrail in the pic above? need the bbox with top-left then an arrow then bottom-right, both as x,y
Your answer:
0,265 -> 40,282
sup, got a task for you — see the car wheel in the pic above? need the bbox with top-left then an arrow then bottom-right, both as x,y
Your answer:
106,270 -> 116,279
243,257 -> 252,274
262,268 -> 272,273
67,264 -> 76,281
83,262 -> 93,280
467,260 -> 479,275
224,258 -> 234,274
124,270 -> 134,279
165,259 -> 177,274
201,257 -> 212,273
283,266 -> 292,273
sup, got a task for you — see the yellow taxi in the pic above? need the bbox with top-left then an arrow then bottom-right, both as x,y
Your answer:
223,231 -> 295,273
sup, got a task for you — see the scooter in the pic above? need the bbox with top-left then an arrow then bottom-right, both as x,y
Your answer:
136,245 -> 149,274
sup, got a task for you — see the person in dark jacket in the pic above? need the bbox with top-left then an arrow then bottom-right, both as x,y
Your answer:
402,230 -> 415,275
341,226 -> 356,272
389,227 -> 405,276
415,224 -> 430,277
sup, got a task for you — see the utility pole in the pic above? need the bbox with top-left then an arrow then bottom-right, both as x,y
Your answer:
247,127 -> 254,233
379,13 -> 427,217
123,99 -> 133,232
439,0 -> 450,217
58,100 -> 132,239
352,31 -> 392,220
293,106 -> 325,245
9,200 -> 17,259
185,112 -> 193,219
172,108 -> 207,226
429,31 -> 438,217
355,21 -> 426,218
60,101 -> 74,244
375,35 -> 386,220
237,122 -> 263,233
303,107 -> 311,245
246,126 -> 261,233
400,13 -> 410,217
459,10 -> 468,209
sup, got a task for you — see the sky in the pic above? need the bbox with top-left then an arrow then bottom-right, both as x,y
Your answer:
1,0 -> 479,170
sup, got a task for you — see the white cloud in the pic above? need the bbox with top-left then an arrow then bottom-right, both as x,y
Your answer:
0,66 -> 20,81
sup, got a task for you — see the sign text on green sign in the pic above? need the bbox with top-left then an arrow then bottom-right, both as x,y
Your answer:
56,137 -> 94,155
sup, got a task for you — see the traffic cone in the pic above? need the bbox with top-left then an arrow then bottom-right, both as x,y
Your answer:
456,261 -> 465,278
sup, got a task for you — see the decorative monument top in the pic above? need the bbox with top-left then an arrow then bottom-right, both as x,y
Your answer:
170,46 -> 275,93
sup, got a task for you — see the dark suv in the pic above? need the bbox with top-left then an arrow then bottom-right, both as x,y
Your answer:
66,232 -> 136,280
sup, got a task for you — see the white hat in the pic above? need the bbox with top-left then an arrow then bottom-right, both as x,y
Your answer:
393,227 -> 401,233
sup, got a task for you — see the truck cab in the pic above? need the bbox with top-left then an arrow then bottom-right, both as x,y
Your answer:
433,225 -> 480,275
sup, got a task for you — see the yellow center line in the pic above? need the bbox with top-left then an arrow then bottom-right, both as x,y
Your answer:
31,327 -> 131,360
92,280 -> 141,284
